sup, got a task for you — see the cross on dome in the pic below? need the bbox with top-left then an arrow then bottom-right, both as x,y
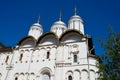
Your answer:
59,10 -> 62,21
74,6 -> 77,15
37,15 -> 40,24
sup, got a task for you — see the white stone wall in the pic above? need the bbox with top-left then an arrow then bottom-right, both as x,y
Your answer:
0,12 -> 98,80
0,36 -> 98,80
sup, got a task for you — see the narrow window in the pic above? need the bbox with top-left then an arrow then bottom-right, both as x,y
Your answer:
19,54 -> 23,61
46,51 -> 50,59
74,55 -> 77,62
5,56 -> 9,63
15,77 -> 18,80
73,21 -> 75,29
68,75 -> 72,80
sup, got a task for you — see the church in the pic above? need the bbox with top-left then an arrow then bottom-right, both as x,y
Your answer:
0,9 -> 99,80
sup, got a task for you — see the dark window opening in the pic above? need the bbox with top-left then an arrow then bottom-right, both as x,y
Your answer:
74,55 -> 77,62
68,75 -> 72,80
5,56 -> 9,63
19,54 -> 23,61
15,77 -> 18,80
46,51 -> 50,59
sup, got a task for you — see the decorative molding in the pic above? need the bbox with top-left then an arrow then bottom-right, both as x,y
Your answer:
6,64 -> 14,70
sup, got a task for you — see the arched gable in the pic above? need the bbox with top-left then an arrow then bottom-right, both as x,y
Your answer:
81,69 -> 88,80
66,70 -> 73,75
60,30 -> 86,43
90,70 -> 95,80
40,67 -> 53,76
14,73 -> 19,78
37,32 -> 58,46
17,36 -> 37,48
73,70 -> 80,80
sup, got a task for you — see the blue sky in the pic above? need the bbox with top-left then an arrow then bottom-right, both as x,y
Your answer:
0,0 -> 120,55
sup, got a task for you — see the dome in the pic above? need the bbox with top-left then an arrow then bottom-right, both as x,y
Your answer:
30,22 -> 43,33
32,23 -> 43,28
69,15 -> 83,23
50,20 -> 67,38
51,20 -> 67,28
28,22 -> 43,40
51,20 -> 67,31
68,11 -> 84,34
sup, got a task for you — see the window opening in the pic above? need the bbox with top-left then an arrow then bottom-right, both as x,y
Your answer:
5,56 -> 9,63
46,52 -> 50,59
19,54 -> 23,61
68,75 -> 72,80
74,55 -> 77,62
42,73 -> 50,80
15,77 -> 18,80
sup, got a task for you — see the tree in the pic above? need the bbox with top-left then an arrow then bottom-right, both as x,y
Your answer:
97,29 -> 120,80
0,42 -> 5,48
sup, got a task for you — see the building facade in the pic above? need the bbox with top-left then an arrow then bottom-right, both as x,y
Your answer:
0,10 -> 98,80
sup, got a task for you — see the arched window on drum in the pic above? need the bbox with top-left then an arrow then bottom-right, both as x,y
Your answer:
68,75 -> 72,80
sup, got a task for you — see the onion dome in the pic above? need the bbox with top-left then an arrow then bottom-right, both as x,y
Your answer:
68,7 -> 84,34
28,16 -> 43,40
50,12 -> 67,38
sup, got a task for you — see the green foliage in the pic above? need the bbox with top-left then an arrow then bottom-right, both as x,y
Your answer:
97,29 -> 120,80
0,42 -> 5,48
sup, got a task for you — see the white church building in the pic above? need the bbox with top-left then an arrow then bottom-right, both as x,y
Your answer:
0,9 -> 99,80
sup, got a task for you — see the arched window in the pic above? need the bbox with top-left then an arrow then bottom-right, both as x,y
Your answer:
19,54 -> 23,61
42,73 -> 50,80
81,70 -> 88,80
68,75 -> 72,80
46,52 -> 50,59
5,55 -> 9,63
15,77 -> 18,80
74,55 -> 77,62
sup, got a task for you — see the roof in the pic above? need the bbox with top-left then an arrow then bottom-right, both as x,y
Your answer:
59,29 -> 86,41
32,23 -> 43,28
69,15 -> 83,23
37,32 -> 58,45
17,36 -> 37,45
0,47 -> 13,52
